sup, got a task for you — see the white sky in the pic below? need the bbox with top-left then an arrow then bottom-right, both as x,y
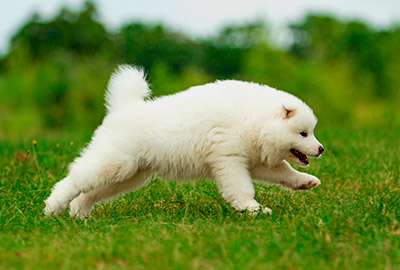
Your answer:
1,0 -> 400,54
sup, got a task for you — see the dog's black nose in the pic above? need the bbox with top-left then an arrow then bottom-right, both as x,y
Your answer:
318,146 -> 324,155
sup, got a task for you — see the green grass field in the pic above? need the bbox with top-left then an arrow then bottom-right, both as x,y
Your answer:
1,127 -> 399,269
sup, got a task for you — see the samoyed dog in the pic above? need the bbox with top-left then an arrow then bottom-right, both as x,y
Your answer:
44,65 -> 324,217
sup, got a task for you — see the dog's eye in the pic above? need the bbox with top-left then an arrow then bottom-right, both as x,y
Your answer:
300,131 -> 308,137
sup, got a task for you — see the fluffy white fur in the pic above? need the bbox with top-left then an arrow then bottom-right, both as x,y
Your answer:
44,65 -> 324,217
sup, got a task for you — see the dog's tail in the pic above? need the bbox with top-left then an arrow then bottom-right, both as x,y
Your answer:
105,65 -> 151,113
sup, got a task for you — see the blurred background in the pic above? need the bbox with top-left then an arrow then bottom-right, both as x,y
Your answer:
0,0 -> 399,138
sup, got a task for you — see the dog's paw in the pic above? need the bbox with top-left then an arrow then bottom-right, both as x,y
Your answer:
261,207 -> 273,215
236,200 -> 273,216
44,198 -> 66,216
244,206 -> 272,216
294,175 -> 321,190
69,195 -> 93,218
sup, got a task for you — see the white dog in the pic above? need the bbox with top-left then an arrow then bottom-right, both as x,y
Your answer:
44,65 -> 324,217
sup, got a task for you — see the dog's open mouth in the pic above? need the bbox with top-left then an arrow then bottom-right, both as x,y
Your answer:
290,149 -> 309,165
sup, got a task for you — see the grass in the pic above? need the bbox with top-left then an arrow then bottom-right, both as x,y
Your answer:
1,126 -> 399,269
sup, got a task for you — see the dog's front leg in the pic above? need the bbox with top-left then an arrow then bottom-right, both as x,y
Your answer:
211,157 -> 272,215
251,160 -> 321,190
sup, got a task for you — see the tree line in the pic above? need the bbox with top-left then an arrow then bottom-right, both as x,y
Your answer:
0,1 -> 399,137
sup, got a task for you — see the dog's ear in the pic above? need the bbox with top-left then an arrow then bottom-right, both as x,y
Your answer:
283,104 -> 297,119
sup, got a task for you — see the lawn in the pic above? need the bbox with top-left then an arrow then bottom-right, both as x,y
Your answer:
0,127 -> 399,269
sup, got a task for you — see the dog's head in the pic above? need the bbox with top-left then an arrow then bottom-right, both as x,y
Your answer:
275,101 -> 324,167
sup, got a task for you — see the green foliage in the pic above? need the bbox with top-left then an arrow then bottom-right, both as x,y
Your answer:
0,127 -> 399,269
289,14 -> 400,99
0,3 -> 400,139
118,23 -> 201,74
8,1 -> 111,59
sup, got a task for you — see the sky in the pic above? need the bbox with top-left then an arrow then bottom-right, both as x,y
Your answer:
1,0 -> 400,54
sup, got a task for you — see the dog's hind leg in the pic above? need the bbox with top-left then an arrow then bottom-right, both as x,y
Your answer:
69,169 -> 152,218
44,148 -> 140,216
